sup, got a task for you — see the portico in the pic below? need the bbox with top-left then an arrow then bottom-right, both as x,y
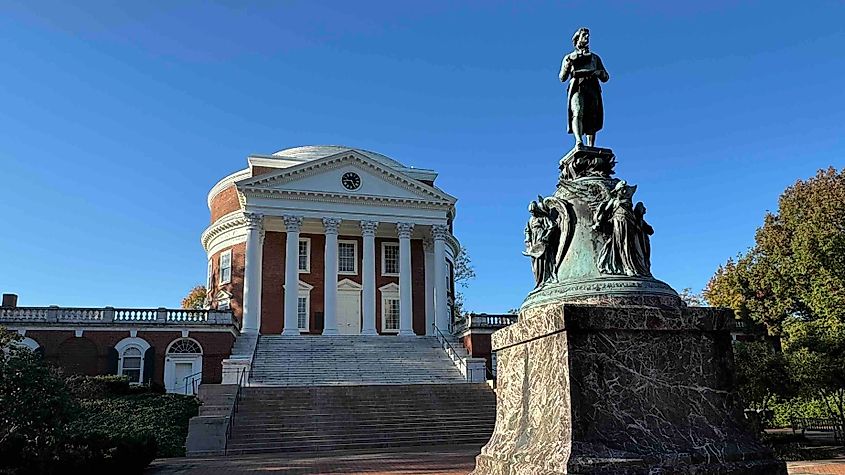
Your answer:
202,146 -> 460,337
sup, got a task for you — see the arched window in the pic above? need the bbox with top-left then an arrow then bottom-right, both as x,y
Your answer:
120,347 -> 143,383
168,338 -> 202,354
114,337 -> 151,385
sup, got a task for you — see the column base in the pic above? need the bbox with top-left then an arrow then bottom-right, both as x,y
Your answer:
280,328 -> 300,336
397,329 -> 416,337
360,328 -> 378,336
321,328 -> 339,336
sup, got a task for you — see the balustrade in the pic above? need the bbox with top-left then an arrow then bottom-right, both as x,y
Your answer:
0,306 -> 232,326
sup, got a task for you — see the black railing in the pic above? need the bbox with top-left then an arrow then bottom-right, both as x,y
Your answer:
183,371 -> 202,395
224,367 -> 247,455
432,323 -> 467,377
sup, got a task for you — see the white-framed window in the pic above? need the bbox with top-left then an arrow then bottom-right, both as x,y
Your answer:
381,242 -> 400,276
297,295 -> 309,331
298,238 -> 311,273
379,283 -> 400,332
218,297 -> 230,310
115,337 -> 150,385
219,250 -> 232,284
206,259 -> 213,290
384,298 -> 400,332
338,240 -> 358,274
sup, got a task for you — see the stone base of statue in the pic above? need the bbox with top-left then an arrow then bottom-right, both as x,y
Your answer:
471,300 -> 786,474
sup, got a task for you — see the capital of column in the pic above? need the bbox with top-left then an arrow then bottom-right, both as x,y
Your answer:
431,224 -> 449,241
283,215 -> 304,232
360,220 -> 379,237
397,222 -> 415,239
322,217 -> 342,235
244,212 -> 263,231
422,237 -> 434,252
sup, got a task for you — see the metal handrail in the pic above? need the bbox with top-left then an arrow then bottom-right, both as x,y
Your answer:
183,371 -> 203,395
432,323 -> 467,375
224,367 -> 247,455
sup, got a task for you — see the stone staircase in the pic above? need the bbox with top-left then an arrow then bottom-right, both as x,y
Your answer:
249,335 -> 469,386
225,383 -> 496,454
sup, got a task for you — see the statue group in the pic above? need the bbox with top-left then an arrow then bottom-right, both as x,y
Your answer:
523,27 -> 655,290
476,27 -> 786,475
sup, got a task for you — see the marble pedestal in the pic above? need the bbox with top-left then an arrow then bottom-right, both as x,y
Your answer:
472,301 -> 785,474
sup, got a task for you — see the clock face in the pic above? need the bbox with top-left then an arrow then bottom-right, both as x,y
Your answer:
341,172 -> 361,190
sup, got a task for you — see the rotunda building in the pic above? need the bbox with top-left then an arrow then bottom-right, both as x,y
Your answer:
202,145 -> 460,336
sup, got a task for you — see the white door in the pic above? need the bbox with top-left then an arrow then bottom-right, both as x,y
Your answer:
337,292 -> 361,335
174,362 -> 194,395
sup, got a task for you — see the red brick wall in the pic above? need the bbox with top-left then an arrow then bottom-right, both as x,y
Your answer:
258,233 -> 428,336
25,330 -> 235,386
260,231 -> 285,334
209,186 -> 241,223
251,166 -> 276,177
208,242 -> 245,326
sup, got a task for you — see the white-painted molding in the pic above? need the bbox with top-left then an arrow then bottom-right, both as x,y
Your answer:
115,336 -> 151,354
129,329 -> 138,337
74,329 -> 84,337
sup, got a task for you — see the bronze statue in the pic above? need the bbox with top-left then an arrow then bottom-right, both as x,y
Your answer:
559,27 -> 609,148
523,198 -> 560,288
592,181 -> 651,277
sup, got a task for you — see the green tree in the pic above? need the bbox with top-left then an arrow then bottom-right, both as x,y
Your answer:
732,340 -> 791,411
678,287 -> 706,307
452,246 -> 476,317
704,167 -> 845,422
181,285 -> 207,309
0,327 -> 78,470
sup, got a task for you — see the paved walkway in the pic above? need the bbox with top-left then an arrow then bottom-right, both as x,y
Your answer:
147,446 -> 845,474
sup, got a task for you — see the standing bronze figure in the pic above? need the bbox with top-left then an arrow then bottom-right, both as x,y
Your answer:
559,27 -> 609,148
592,181 -> 651,277
523,199 -> 559,288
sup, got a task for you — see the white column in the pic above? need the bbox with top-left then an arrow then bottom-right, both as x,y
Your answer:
432,224 -> 450,333
282,215 -> 303,336
241,212 -> 263,334
423,238 -> 435,336
397,222 -> 415,336
360,220 -> 378,335
322,217 -> 341,336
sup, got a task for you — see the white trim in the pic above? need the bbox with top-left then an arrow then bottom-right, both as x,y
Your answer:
337,278 -> 363,291
381,242 -> 400,277
379,282 -> 400,333
166,337 -> 204,355
16,337 -> 39,351
115,336 -> 150,385
298,237 -> 311,273
206,259 -> 213,290
297,294 -> 310,331
219,249 -> 232,284
337,239 -> 359,275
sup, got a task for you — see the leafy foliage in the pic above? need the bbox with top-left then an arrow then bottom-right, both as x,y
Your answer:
705,168 -> 845,425
0,328 -> 199,471
678,287 -> 706,307
732,340 -> 791,410
453,246 -> 476,317
181,285 -> 207,310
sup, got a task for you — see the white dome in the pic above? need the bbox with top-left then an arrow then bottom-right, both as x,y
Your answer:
271,145 -> 405,169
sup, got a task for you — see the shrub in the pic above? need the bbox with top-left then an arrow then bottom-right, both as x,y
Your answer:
769,396 -> 833,428
70,392 -> 200,457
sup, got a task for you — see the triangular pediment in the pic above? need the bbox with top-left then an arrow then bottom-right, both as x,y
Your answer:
235,150 -> 455,206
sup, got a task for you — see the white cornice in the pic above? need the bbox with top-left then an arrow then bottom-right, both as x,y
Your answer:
236,151 -> 457,206
241,188 -> 454,210
201,211 -> 246,252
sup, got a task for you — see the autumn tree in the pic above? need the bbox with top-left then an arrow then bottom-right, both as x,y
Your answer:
181,286 -> 207,310
704,168 -> 845,420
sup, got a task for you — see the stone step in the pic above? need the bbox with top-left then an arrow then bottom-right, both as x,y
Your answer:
225,434 -> 490,455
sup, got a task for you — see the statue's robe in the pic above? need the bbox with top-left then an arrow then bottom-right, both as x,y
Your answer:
560,51 -> 609,135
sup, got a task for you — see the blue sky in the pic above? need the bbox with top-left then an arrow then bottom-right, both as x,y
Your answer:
1,1 -> 843,312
